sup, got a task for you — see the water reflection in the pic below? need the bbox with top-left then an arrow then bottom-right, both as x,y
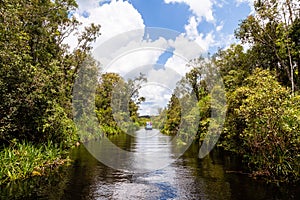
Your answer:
85,129 -> 177,173
1,129 -> 299,199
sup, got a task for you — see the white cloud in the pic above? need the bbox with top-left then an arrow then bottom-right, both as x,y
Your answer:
216,22 -> 224,32
96,33 -> 197,115
139,84 -> 173,115
168,34 -> 205,60
95,35 -> 171,75
164,54 -> 190,76
103,49 -> 162,75
76,0 -> 104,12
64,0 -> 144,50
194,32 -> 215,52
164,0 -> 214,22
183,16 -> 215,52
68,0 -> 221,115
85,0 -> 144,43
184,16 -> 199,40
147,68 -> 181,88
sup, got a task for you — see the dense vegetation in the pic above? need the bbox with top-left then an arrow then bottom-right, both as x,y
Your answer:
0,0 -> 100,183
0,0 -> 100,146
95,72 -> 146,135
160,0 -> 300,183
0,0 -> 299,185
0,140 -> 69,184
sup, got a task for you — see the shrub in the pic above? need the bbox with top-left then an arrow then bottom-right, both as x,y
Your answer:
222,69 -> 300,182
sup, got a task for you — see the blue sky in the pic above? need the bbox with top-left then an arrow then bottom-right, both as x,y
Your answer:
129,0 -> 251,45
70,0 -> 253,115
73,0 -> 253,53
129,0 -> 191,32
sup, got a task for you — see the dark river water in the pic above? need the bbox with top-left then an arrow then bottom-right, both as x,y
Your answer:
1,129 -> 299,199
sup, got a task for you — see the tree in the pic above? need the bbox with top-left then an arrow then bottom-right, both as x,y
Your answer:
235,0 -> 300,93
221,69 -> 300,182
95,73 -> 123,131
214,44 -> 253,92
162,94 -> 181,135
95,73 -> 146,135
0,0 -> 100,144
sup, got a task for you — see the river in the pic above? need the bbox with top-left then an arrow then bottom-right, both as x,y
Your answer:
1,129 -> 299,199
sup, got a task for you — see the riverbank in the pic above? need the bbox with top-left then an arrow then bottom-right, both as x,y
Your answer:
1,135 -> 299,199
0,123 -> 142,185
0,141 -> 72,185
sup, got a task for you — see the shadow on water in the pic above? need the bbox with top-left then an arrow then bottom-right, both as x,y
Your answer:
1,130 -> 299,200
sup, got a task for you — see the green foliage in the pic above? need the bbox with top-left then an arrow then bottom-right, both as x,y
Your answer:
160,57 -> 225,144
41,102 -> 77,147
235,0 -> 300,91
0,0 -> 100,144
0,141 -> 70,185
152,109 -> 167,129
95,72 -> 146,135
156,0 -> 300,184
214,44 -> 252,92
214,2 -> 300,182
0,0 -> 101,184
221,69 -> 300,182
159,49 -> 299,183
196,95 -> 211,140
161,94 -> 181,135
137,116 -> 151,127
95,73 -> 122,134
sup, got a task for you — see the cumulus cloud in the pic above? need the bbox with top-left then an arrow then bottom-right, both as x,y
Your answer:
64,0 -> 144,50
195,32 -> 215,52
94,33 -> 171,74
164,54 -> 190,76
182,16 -> 215,52
68,0 -> 223,115
184,16 -> 199,40
164,0 -> 214,22
164,18 -> 209,57
76,0 -> 106,12
95,31 -> 197,115
138,84 -> 173,115
103,49 -> 162,75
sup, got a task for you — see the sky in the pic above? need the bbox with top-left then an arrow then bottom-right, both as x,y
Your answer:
69,0 -> 254,115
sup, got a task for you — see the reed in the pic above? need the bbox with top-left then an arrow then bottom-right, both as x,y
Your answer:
0,140 -> 70,185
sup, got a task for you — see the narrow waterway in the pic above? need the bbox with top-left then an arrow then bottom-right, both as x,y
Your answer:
1,129 -> 299,199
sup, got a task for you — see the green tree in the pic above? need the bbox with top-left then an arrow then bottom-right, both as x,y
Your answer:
95,73 -> 146,135
162,94 -> 181,135
221,69 -> 300,182
0,0 -> 100,145
235,0 -> 300,93
214,44 -> 253,92
95,73 -> 122,134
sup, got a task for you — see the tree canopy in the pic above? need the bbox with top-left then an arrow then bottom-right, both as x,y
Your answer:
0,0 -> 100,145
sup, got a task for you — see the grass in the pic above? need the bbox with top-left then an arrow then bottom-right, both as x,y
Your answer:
0,140 -> 71,185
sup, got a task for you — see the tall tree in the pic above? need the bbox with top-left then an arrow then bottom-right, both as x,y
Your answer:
95,73 -> 146,135
162,94 -> 181,136
235,0 -> 300,93
0,0 -> 100,144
